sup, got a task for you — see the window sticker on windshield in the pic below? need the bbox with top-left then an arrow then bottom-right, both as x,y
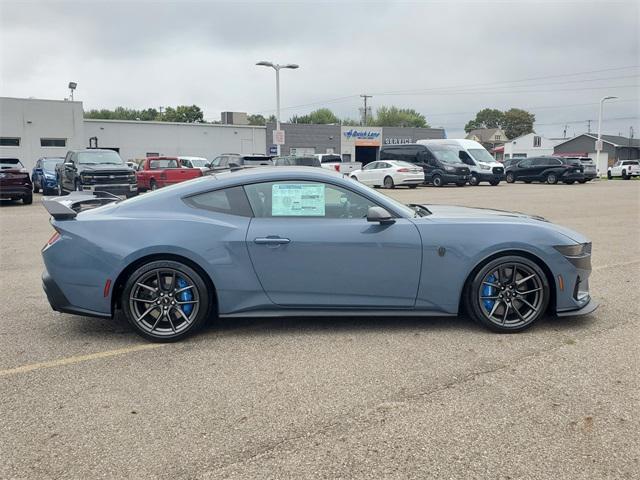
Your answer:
272,183 -> 325,216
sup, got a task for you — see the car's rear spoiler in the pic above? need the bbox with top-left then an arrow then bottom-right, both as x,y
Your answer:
42,191 -> 120,220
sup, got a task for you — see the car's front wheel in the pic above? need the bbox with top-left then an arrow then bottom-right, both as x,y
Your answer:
505,172 -> 515,183
122,260 -> 212,342
432,174 -> 443,187
465,255 -> 549,333
469,174 -> 479,186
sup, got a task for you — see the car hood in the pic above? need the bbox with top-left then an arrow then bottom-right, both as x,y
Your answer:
413,204 -> 589,243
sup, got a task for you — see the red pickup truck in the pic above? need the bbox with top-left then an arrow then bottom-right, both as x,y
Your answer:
136,157 -> 203,191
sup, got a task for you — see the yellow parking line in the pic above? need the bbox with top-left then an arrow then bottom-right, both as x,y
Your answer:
0,343 -> 164,378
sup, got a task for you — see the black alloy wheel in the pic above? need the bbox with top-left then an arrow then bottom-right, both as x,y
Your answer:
122,260 -> 211,341
466,255 -> 549,332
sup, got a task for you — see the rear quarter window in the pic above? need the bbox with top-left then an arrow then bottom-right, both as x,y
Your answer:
184,186 -> 253,217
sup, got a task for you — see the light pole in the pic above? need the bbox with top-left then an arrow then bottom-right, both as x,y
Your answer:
256,61 -> 299,156
596,95 -> 617,176
68,82 -> 77,101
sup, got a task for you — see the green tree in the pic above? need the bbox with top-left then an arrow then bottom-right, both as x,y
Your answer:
84,105 -> 205,123
341,118 -> 360,126
464,108 -> 505,133
290,108 -> 340,124
373,106 -> 429,128
502,108 -> 535,139
247,114 -> 266,125
162,105 -> 204,123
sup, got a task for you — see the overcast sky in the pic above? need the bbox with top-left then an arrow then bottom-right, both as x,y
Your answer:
1,0 -> 638,138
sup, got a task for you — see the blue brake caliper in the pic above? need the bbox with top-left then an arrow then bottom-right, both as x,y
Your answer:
482,274 -> 496,312
176,277 -> 193,315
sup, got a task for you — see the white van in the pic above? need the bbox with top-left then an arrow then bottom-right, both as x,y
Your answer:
417,139 -> 505,186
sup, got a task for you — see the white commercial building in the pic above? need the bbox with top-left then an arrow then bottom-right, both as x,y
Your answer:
502,132 -> 567,159
0,97 -> 266,171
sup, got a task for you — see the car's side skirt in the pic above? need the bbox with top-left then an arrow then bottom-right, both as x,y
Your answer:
220,309 -> 457,318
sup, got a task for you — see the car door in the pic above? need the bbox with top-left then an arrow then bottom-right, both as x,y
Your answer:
376,162 -> 395,185
244,180 -> 422,308
33,159 -> 42,186
358,161 -> 378,185
63,153 -> 77,190
514,159 -> 533,180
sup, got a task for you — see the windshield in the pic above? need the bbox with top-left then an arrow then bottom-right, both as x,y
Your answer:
77,151 -> 124,165
468,148 -> 495,164
43,158 -> 64,171
429,146 -> 462,164
321,155 -> 342,163
0,158 -> 23,169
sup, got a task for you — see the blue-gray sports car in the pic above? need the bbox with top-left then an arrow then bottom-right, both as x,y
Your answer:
42,167 -> 597,341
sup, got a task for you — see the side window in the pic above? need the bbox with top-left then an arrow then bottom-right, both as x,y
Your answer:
244,181 -> 379,219
459,151 -> 475,166
181,159 -> 191,168
518,159 -> 532,167
548,158 -> 562,166
531,159 -> 546,166
363,162 -> 376,170
184,186 -> 253,217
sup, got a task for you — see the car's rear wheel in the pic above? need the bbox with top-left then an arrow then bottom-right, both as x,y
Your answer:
33,183 -> 40,193
505,172 -> 515,183
465,255 -> 549,333
607,171 -> 612,179
546,173 -> 558,184
122,260 -> 211,342
23,193 -> 33,205
489,180 -> 500,186
432,174 -> 443,187
150,179 -> 158,190
578,179 -> 588,184
383,176 -> 395,189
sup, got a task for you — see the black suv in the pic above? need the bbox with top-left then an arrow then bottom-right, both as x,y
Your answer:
380,143 -> 470,186
209,154 -> 273,171
505,157 -> 585,185
56,149 -> 138,197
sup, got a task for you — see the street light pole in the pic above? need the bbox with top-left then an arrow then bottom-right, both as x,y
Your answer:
256,61 -> 299,157
596,95 -> 617,176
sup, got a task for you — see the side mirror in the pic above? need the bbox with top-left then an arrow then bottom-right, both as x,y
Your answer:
205,163 -> 211,168
367,206 -> 395,224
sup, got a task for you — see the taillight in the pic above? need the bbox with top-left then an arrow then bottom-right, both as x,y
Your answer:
334,165 -> 340,172
397,168 -> 409,172
43,231 -> 61,251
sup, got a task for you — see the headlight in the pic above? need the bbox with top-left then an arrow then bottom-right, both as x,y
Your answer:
554,243 -> 591,257
444,166 -> 455,172
479,163 -> 491,170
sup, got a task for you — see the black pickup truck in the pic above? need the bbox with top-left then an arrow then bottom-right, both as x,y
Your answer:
55,149 -> 138,198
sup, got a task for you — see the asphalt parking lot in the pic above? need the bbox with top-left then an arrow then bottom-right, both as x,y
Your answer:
1,180 -> 638,479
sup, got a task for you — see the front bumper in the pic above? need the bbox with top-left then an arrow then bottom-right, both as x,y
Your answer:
42,269 -> 111,319
81,183 -> 137,196
556,297 -> 599,317
475,171 -> 505,182
440,173 -> 469,184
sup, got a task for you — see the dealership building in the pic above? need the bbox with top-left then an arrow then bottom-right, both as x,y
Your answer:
1,96 -> 446,171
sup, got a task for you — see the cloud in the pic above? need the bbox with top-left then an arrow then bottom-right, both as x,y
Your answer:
1,0 -> 638,137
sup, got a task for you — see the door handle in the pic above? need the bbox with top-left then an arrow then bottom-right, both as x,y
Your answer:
254,236 -> 291,245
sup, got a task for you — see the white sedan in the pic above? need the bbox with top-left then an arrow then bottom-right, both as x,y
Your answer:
350,160 -> 424,189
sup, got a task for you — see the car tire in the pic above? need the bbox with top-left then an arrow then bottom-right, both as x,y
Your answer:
75,180 -> 82,192
383,176 -> 395,189
122,260 -> 212,342
489,180 -> 500,186
578,179 -> 588,184
432,174 -> 443,187
150,179 -> 158,191
456,180 -> 466,187
564,180 -> 575,185
33,183 -> 40,193
505,172 -> 515,183
607,171 -> 612,179
469,174 -> 479,186
23,193 -> 33,205
546,173 -> 558,184
524,180 -> 532,184
57,179 -> 66,196
622,170 -> 628,180
465,255 -> 550,333
408,184 -> 418,189
351,176 -> 358,182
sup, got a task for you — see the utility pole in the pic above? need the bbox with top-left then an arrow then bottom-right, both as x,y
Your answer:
587,119 -> 591,133
360,94 -> 372,126
563,124 -> 568,138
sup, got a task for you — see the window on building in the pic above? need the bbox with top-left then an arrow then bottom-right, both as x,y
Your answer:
533,136 -> 541,147
495,135 -> 501,141
40,138 -> 67,147
146,152 -> 159,157
0,137 -> 20,147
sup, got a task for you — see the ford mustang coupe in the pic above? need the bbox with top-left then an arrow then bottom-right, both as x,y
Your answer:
42,167 -> 597,341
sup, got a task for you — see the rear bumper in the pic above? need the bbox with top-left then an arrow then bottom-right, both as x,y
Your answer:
561,172 -> 585,181
0,185 -> 31,198
42,269 -> 111,319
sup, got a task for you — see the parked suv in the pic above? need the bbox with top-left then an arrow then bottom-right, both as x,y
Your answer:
0,158 -> 32,204
607,160 -> 640,180
380,143 -> 470,186
418,139 -> 504,186
505,157 -> 585,184
561,156 -> 597,182
32,156 -> 64,195
56,149 -> 138,197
